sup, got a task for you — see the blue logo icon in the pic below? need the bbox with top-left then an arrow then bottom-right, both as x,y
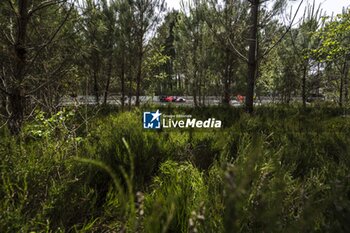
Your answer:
143,110 -> 162,129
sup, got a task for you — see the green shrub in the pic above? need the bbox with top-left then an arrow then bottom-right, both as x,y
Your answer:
144,160 -> 207,233
1,106 -> 350,232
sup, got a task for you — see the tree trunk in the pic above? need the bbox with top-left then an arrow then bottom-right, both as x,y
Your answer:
223,3 -> 231,106
245,0 -> 259,114
223,48 -> 231,105
339,62 -> 346,107
92,48 -> 100,105
0,93 -> 6,113
9,88 -> 25,134
103,56 -> 113,105
193,79 -> 198,107
198,77 -> 202,106
344,60 -> 349,104
340,74 -> 344,107
103,77 -> 110,105
9,0 -> 29,134
128,67 -> 132,110
135,9 -> 144,107
93,70 -> 99,105
121,58 -> 125,110
136,49 -> 142,107
192,45 -> 198,107
302,63 -> 307,108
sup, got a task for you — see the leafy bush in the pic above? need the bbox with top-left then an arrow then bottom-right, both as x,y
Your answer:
144,160 -> 207,233
0,106 -> 350,232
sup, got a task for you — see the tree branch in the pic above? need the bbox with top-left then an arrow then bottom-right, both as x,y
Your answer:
28,61 -> 72,95
7,0 -> 18,16
28,0 -> 68,18
259,0 -> 304,60
204,0 -> 249,62
24,1 -> 75,78
0,69 -> 10,95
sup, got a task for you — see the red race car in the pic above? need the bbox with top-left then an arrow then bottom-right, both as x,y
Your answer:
164,96 -> 174,102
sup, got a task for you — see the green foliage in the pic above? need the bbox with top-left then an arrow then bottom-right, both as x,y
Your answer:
312,9 -> 350,62
1,107 -> 350,232
81,110 -> 168,191
143,45 -> 170,95
0,129 -> 94,232
24,109 -> 75,139
144,161 -> 207,233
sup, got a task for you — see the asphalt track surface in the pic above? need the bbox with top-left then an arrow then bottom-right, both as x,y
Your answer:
59,96 -> 278,107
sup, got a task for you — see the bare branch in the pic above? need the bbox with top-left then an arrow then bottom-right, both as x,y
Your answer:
0,86 -> 10,96
0,119 -> 9,128
259,0 -> 305,60
24,1 -> 75,77
0,70 -> 10,95
203,0 -> 249,62
0,28 -> 15,45
28,62 -> 72,95
28,0 -> 68,18
6,0 -> 17,16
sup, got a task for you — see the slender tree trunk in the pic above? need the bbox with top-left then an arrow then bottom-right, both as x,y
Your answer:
103,77 -> 110,105
128,67 -> 132,110
339,62 -> 346,107
316,62 -> 321,95
224,79 -> 230,105
193,78 -> 198,107
192,38 -> 198,107
223,3 -> 231,106
202,81 -> 206,106
9,0 -> 29,134
245,0 -> 259,113
340,75 -> 344,107
92,48 -> 100,105
9,89 -> 25,134
344,60 -> 349,103
136,47 -> 142,107
127,29 -> 132,110
223,48 -> 231,105
201,69 -> 206,106
121,58 -> 125,110
93,70 -> 99,105
0,94 -> 5,112
135,10 -> 144,107
198,76 -> 202,106
103,55 -> 113,105
302,63 -> 307,108
169,66 -> 173,91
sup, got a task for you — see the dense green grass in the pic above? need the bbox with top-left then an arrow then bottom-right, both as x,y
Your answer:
1,106 -> 350,232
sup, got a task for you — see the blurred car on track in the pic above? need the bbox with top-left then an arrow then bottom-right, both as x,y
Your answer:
164,96 -> 175,102
173,96 -> 186,102
159,96 -> 186,102
159,96 -> 167,102
307,93 -> 325,102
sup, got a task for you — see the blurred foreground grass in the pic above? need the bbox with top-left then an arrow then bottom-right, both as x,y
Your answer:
0,106 -> 350,232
